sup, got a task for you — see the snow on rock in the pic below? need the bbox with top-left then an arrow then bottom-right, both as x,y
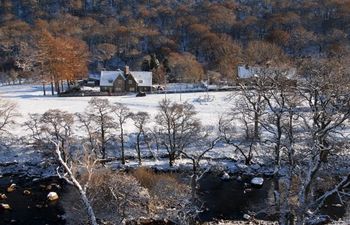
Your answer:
251,177 -> 264,187
47,192 -> 59,201
7,184 -> 16,193
237,163 -> 249,170
305,215 -> 331,225
243,214 -> 251,220
0,193 -> 7,200
23,190 -> 31,195
0,203 -> 11,210
250,164 -> 261,170
221,172 -> 230,180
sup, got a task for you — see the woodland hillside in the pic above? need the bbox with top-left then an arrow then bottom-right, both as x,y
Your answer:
0,0 -> 349,84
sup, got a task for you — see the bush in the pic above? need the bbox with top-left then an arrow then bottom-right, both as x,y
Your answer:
132,168 -> 193,223
86,169 -> 150,223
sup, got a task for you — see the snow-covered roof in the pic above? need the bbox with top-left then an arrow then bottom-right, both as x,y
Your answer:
89,73 -> 101,80
130,71 -> 152,87
100,71 -> 125,87
238,66 -> 296,79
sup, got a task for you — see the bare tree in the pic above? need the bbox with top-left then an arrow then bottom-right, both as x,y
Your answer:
218,114 -> 256,165
70,167 -> 150,224
75,112 -> 99,157
131,111 -> 150,165
179,126 -> 221,201
155,99 -> 201,167
24,113 -> 44,146
86,97 -> 114,159
40,109 -> 74,161
113,102 -> 131,165
235,84 -> 266,140
294,58 -> 350,225
0,99 -> 18,138
52,142 -> 98,225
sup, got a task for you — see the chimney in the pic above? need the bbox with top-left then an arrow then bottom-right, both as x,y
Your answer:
124,65 -> 130,75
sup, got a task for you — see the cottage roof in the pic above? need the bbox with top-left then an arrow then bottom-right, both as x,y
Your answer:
129,71 -> 152,87
238,66 -> 296,79
100,70 -> 125,87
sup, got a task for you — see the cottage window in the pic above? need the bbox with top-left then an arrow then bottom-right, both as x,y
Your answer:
108,79 -> 113,83
117,80 -> 122,84
128,80 -> 133,84
130,87 -> 135,91
138,80 -> 143,83
116,87 -> 121,91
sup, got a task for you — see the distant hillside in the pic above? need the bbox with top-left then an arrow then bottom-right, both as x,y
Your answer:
0,0 -> 349,83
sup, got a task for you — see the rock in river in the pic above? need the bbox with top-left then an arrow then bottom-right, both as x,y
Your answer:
0,193 -> 7,200
47,192 -> 59,201
251,177 -> 264,188
221,172 -> 230,180
23,190 -> 31,195
0,203 -> 11,210
7,183 -> 16,192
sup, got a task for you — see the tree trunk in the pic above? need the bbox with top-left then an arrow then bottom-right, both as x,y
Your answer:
43,83 -> 46,96
254,110 -> 259,140
101,126 -> 106,159
54,144 -> 98,225
51,82 -> 54,95
56,81 -> 61,94
169,153 -> 174,167
136,132 -> 142,165
191,161 -> 198,201
120,126 -> 125,165
61,81 -> 64,93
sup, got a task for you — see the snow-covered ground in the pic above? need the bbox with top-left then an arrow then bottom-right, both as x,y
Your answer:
0,84 -> 234,135
0,85 -> 252,175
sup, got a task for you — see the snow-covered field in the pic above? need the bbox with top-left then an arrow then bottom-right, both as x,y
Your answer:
0,84 -> 234,134
0,85 -> 251,174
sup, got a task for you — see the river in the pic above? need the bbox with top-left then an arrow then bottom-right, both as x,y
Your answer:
0,173 -> 347,224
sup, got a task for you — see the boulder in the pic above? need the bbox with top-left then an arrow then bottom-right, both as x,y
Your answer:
243,214 -> 251,220
0,193 -> 7,200
0,203 -> 11,210
221,172 -> 230,180
23,190 -> 31,195
250,164 -> 261,170
7,183 -> 16,192
47,192 -> 59,201
237,163 -> 249,170
251,177 -> 264,188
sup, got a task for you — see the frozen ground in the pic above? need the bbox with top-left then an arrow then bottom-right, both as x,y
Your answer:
0,84 -> 235,135
0,85 -> 254,176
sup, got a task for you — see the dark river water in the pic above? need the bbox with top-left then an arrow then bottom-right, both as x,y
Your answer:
0,174 -> 347,224
0,175 -> 68,225
198,174 -> 273,221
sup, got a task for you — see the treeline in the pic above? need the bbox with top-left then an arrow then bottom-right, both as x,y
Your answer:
0,0 -> 349,85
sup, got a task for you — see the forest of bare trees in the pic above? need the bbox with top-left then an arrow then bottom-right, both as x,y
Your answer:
0,0 -> 350,86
